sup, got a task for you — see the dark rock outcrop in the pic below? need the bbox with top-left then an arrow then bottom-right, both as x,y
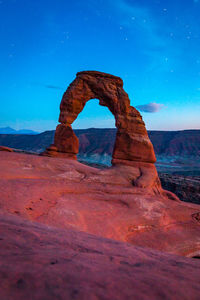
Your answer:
160,173 -> 200,204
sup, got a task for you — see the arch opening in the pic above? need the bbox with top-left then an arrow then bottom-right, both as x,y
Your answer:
72,99 -> 115,129
72,99 -> 116,166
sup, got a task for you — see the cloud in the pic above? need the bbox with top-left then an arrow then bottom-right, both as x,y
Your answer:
44,84 -> 63,90
31,82 -> 63,90
136,102 -> 164,113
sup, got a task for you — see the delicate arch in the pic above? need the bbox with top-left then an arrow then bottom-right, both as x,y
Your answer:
44,71 -> 156,165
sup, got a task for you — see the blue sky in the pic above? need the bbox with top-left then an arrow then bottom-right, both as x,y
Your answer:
0,0 -> 200,132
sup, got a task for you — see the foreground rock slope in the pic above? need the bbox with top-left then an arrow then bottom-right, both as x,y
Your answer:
0,151 -> 200,258
0,212 -> 200,300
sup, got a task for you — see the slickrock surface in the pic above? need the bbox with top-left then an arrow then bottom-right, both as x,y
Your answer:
1,151 -> 200,257
43,71 -> 159,188
0,212 -> 200,300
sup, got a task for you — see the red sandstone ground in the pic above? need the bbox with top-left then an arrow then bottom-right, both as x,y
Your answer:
0,151 -> 200,299
0,212 -> 200,300
0,151 -> 200,257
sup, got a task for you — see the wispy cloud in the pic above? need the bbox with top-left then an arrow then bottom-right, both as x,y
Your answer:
136,102 -> 164,113
44,84 -> 63,90
31,82 -> 63,90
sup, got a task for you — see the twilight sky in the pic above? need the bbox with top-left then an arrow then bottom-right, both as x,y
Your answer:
0,0 -> 200,132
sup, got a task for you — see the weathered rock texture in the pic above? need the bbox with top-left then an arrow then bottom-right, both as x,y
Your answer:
0,212 -> 200,300
44,71 -> 156,162
1,152 -> 200,257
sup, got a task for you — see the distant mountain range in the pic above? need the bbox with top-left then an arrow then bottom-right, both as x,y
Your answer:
0,128 -> 199,175
0,127 -> 38,135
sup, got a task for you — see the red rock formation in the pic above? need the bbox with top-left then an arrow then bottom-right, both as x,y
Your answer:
0,145 -> 13,152
43,71 -> 155,163
1,151 -> 200,257
46,124 -> 79,159
43,71 -> 159,188
0,212 -> 200,300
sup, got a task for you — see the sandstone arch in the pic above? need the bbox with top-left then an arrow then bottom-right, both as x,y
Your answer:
44,71 -> 156,167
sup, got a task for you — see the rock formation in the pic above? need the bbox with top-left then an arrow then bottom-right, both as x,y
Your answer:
44,71 -> 156,164
1,151 -> 200,257
0,146 -> 13,152
43,71 -> 159,188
